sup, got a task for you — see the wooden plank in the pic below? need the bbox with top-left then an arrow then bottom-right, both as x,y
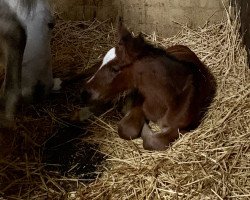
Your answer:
235,0 -> 250,65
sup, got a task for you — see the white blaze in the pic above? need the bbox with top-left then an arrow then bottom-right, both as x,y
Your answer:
87,47 -> 117,83
101,47 -> 117,68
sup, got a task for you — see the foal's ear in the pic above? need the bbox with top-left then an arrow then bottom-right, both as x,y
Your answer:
136,33 -> 145,44
118,17 -> 133,45
133,32 -> 146,51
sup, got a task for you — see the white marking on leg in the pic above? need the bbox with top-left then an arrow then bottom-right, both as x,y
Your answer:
52,78 -> 62,91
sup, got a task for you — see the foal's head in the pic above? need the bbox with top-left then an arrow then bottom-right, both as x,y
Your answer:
82,20 -> 146,102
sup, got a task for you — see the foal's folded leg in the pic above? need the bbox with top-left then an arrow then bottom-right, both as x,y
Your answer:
141,124 -> 179,151
118,106 -> 146,140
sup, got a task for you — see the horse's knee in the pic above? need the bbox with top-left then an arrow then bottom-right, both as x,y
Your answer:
118,107 -> 145,140
118,119 -> 141,140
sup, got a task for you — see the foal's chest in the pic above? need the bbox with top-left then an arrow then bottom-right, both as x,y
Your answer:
142,94 -> 168,122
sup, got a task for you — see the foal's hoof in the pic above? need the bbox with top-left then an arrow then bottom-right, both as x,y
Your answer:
118,116 -> 143,140
0,129 -> 16,158
118,123 -> 141,140
142,136 -> 170,151
141,124 -> 170,151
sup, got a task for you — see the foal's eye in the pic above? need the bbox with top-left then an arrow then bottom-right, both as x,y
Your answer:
110,66 -> 120,73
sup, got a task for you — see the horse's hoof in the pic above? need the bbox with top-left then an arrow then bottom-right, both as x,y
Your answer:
141,124 -> 170,151
142,133 -> 170,151
117,113 -> 144,140
118,123 -> 141,140
142,138 -> 169,151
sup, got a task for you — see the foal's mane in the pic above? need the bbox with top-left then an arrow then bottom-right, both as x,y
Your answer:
135,36 -> 166,58
136,36 -> 196,68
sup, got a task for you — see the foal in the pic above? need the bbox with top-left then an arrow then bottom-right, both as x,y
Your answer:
0,0 -> 60,127
82,21 -> 216,150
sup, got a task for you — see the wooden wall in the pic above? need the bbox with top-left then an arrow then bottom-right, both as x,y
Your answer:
51,0 -> 229,37
235,0 -> 250,65
51,0 -> 117,21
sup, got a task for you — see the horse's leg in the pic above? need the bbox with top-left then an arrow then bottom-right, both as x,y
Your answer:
0,40 -> 7,96
141,77 -> 196,151
142,100 -> 193,151
141,124 -> 179,151
118,106 -> 146,140
0,15 -> 26,127
2,44 -> 25,125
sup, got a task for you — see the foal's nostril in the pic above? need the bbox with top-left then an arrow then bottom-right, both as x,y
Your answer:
81,90 -> 92,103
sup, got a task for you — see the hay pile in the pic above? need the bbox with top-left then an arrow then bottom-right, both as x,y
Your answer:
0,12 -> 249,200
74,17 -> 250,199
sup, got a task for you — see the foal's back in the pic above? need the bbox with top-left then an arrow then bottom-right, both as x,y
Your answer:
133,44 -> 216,130
166,45 -> 216,129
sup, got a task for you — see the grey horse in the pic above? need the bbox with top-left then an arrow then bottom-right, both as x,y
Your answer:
0,0 -> 61,127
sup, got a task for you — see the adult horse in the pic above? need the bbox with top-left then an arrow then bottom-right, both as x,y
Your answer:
81,20 -> 216,151
0,0 -> 60,127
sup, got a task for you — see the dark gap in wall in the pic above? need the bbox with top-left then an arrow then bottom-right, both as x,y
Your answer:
233,0 -> 250,66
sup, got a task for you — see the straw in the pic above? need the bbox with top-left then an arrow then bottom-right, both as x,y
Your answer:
0,12 -> 249,199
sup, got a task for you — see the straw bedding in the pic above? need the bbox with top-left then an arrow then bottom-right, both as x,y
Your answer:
75,16 -> 250,199
0,13 -> 249,200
